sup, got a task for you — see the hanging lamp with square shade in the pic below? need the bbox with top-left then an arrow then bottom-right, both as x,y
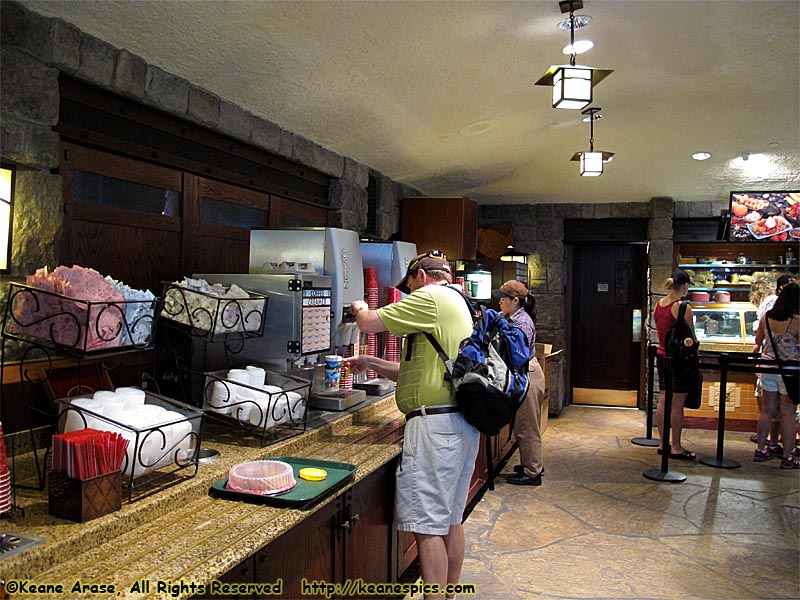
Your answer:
535,0 -> 612,110
570,107 -> 614,176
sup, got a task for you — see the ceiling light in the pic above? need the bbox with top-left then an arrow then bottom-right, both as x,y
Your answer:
570,107 -> 614,176
692,152 -> 712,161
562,40 -> 594,55
582,112 -> 601,122
535,1 -> 613,110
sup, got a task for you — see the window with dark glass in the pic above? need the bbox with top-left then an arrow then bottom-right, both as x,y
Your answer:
72,171 -> 181,216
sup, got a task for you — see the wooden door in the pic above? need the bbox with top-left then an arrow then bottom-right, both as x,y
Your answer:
344,462 -> 394,595
570,244 -> 645,404
254,497 -> 342,599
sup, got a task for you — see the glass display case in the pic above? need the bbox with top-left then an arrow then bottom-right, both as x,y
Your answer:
691,302 -> 758,351
675,242 -> 798,304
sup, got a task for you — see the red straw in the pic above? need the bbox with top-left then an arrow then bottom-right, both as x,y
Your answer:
53,429 -> 129,479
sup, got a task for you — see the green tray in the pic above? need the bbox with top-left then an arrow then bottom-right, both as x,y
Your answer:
209,456 -> 356,507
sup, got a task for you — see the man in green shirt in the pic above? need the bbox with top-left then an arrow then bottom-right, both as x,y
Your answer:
347,251 -> 479,600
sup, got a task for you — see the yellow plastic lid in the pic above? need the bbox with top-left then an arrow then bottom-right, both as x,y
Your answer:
298,467 -> 328,481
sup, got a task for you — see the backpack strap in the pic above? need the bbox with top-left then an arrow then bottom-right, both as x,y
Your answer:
676,300 -> 687,323
420,286 -> 478,380
422,332 -> 454,379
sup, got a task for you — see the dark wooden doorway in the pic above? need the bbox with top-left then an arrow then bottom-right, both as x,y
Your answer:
569,244 -> 646,406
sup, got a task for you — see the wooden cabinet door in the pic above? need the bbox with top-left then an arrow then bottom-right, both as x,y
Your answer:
467,435 -> 488,505
254,497 -> 343,599
401,197 -> 477,260
187,176 -> 271,276
61,143 -> 183,294
344,461 -> 395,592
270,196 -> 330,227
216,557 -> 255,600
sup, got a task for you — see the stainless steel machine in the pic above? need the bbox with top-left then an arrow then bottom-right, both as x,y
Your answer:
356,240 -> 417,396
192,273 -> 333,370
249,227 -> 364,349
199,228 -> 369,411
359,240 -> 417,300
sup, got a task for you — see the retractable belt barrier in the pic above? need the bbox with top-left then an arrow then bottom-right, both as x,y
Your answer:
639,346 -> 799,483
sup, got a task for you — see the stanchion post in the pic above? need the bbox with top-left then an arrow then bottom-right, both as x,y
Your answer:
644,356 -> 686,483
700,353 -> 740,469
632,345 -> 660,447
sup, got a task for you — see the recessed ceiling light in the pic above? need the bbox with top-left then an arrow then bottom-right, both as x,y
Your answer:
558,15 -> 592,30
562,40 -> 595,55
767,141 -> 780,148
692,151 -> 712,161
458,119 -> 497,137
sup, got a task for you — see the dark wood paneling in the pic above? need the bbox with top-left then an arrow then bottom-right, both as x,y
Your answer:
65,142 -> 182,190
270,196 -> 330,227
345,463 -> 394,592
70,219 -> 181,294
215,557 -> 255,600
402,197 -> 477,260
57,77 -> 330,207
254,498 -> 341,599
198,234 -> 250,275
564,219 -> 648,243
70,203 -> 181,232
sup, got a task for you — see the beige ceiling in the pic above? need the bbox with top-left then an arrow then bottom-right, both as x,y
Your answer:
20,0 -> 800,205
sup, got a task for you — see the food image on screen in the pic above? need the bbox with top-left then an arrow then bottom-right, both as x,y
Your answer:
729,192 -> 800,242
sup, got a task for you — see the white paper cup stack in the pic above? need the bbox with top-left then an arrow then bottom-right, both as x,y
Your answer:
115,387 -> 146,410
246,366 -> 266,387
63,397 -> 104,432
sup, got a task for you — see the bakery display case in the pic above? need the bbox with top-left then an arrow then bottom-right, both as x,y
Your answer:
691,302 -> 757,352
675,242 -> 798,304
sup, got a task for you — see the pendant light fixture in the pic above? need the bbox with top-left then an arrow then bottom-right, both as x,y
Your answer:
571,107 -> 614,176
535,0 -> 613,110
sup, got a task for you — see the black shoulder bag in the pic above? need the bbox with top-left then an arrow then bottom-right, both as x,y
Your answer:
765,318 -> 800,405
665,302 -> 702,409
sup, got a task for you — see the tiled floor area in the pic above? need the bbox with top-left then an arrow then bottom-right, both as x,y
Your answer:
413,405 -> 800,599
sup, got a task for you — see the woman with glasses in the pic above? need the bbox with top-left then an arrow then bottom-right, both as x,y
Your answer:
493,280 -> 546,486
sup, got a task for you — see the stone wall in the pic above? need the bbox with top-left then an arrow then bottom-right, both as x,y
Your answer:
479,198 -> 729,415
0,0 -> 416,279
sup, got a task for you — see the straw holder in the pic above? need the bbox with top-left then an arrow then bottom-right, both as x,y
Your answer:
48,470 -> 122,523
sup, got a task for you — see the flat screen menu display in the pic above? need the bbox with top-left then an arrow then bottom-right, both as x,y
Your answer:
728,191 -> 800,242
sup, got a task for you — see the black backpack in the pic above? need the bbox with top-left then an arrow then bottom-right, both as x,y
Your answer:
423,289 -> 531,435
664,301 -> 699,375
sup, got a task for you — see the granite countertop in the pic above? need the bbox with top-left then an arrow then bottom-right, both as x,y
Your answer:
1,395 -> 404,599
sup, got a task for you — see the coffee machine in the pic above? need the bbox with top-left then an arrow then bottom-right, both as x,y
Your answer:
247,228 -> 366,410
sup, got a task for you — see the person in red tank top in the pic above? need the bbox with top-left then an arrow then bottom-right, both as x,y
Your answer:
653,269 -> 697,460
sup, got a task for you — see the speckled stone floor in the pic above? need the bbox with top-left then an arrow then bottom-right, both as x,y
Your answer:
411,405 -> 800,600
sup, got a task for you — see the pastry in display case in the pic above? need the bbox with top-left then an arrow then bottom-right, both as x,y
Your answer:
691,302 -> 758,352
677,259 -> 796,304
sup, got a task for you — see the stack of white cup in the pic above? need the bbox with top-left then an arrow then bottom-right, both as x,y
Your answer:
62,387 -> 194,479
